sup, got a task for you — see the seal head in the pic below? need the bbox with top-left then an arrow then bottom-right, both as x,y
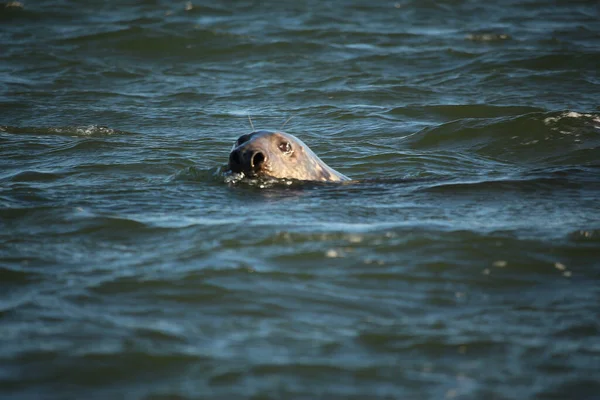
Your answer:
228,130 -> 349,182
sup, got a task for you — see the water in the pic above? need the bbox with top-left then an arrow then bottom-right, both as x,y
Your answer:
1,0 -> 600,399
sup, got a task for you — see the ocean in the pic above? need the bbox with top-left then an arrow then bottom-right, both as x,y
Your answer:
1,0 -> 599,399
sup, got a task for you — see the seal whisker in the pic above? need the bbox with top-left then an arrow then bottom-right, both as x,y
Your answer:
247,115 -> 255,131
281,115 -> 294,130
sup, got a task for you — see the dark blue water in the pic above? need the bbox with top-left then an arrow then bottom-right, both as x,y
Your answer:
1,1 -> 600,399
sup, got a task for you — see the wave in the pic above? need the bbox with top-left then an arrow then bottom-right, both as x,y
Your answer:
421,171 -> 599,194
387,104 -> 544,120
406,110 -> 600,165
3,170 -> 62,183
568,229 -> 600,243
0,125 -> 135,137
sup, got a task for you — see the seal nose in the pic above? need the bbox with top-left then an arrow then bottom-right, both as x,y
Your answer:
229,149 -> 265,173
251,151 -> 265,169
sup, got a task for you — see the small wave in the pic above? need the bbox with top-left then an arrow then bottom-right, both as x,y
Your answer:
419,165 -> 600,194
0,266 -> 38,285
174,3 -> 233,16
387,104 -> 543,120
171,166 -> 226,182
59,25 -> 260,58
568,229 -> 600,243
4,170 -> 62,183
465,32 -> 511,42
0,1 -> 23,19
407,110 -> 600,165
421,175 -> 582,194
0,125 -> 135,137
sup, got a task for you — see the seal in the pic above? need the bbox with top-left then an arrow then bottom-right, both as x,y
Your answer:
228,130 -> 350,182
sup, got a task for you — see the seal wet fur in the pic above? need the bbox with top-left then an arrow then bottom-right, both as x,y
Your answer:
228,130 -> 349,182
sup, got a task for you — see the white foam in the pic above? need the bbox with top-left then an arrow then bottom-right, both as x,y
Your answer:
543,111 -> 598,125
50,125 -> 120,136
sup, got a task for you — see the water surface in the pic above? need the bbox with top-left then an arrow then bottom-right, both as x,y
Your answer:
1,0 -> 600,399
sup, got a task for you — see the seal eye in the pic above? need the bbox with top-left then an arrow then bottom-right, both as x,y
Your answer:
278,141 -> 292,154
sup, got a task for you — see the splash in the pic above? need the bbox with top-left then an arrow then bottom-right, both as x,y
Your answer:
222,169 -> 297,188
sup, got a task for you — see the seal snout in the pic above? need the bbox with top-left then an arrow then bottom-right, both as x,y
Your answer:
229,149 -> 242,168
229,147 -> 266,175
